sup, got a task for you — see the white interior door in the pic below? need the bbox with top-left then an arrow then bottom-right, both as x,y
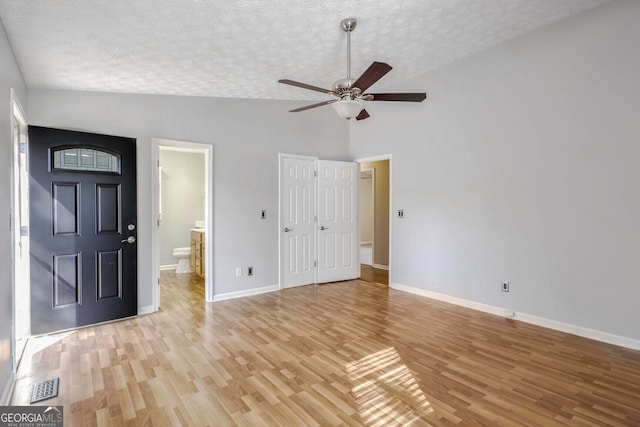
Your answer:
317,160 -> 359,283
280,155 -> 316,288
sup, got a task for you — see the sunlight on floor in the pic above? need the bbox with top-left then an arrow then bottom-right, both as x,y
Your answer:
17,332 -> 73,372
346,347 -> 434,426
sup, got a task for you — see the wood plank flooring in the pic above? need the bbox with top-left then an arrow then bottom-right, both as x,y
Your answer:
11,272 -> 640,426
359,264 -> 389,286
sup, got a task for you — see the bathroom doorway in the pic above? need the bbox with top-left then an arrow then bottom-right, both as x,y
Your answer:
151,139 -> 213,309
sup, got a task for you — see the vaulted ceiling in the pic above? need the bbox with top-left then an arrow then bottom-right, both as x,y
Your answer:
0,0 -> 610,101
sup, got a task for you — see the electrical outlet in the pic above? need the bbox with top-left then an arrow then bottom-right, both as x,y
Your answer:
235,267 -> 242,277
260,210 -> 266,219
502,281 -> 510,292
248,266 -> 253,276
398,209 -> 405,218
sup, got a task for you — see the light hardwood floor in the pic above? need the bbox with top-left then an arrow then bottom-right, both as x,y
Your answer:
359,264 -> 389,286
11,272 -> 640,426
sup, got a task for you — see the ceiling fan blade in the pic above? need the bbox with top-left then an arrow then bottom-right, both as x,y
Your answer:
289,99 -> 337,113
355,110 -> 370,121
352,62 -> 393,92
368,93 -> 427,102
278,79 -> 333,94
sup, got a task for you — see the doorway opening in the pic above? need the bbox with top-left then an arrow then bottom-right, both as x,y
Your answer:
357,156 -> 391,286
151,139 -> 213,308
11,91 -> 29,371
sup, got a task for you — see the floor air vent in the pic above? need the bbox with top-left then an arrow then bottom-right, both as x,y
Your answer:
30,378 -> 59,403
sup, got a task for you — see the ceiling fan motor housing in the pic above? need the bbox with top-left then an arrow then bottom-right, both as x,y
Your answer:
332,78 -> 362,100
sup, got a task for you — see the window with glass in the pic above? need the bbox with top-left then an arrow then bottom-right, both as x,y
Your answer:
52,147 -> 120,173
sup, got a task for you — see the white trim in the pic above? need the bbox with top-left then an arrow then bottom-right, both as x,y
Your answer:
373,264 -> 389,271
9,89 -> 29,380
355,154 -> 393,163
137,305 -> 157,316
1,372 -> 15,406
160,264 -> 177,271
390,282 -> 640,351
213,285 -> 280,302
151,138 -> 214,308
360,241 -> 373,246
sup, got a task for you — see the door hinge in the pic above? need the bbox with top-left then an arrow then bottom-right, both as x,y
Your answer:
19,143 -> 28,154
314,260 -> 317,267
157,160 -> 160,167
20,226 -> 28,237
314,215 -> 317,223
314,170 -> 317,177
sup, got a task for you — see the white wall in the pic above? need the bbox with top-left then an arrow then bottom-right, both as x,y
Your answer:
0,19 -> 27,404
27,90 -> 349,308
350,0 -> 640,342
159,149 -> 205,266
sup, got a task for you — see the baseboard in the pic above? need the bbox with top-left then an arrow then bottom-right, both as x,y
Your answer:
373,264 -> 389,271
213,285 -> 280,302
160,264 -> 177,271
1,372 -> 15,405
137,305 -> 157,315
390,282 -> 640,351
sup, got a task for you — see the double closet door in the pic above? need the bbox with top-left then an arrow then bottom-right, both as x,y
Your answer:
280,154 -> 359,288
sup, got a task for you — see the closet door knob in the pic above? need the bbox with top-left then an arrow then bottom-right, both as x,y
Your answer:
283,227 -> 293,232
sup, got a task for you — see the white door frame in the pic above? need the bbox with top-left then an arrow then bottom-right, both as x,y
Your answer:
354,154 -> 392,279
151,138 -> 214,308
10,89 -> 29,376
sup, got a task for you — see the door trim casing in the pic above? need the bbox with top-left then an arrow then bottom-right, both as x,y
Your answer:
354,154 -> 392,283
150,138 -> 214,307
7,89 -> 28,404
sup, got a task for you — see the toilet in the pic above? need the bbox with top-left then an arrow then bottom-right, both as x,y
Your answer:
172,247 -> 192,273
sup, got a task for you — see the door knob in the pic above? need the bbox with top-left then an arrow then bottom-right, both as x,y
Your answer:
320,226 -> 328,230
121,236 -> 136,244
283,227 -> 293,232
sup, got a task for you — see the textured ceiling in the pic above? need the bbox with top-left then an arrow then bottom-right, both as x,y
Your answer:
0,0 -> 610,101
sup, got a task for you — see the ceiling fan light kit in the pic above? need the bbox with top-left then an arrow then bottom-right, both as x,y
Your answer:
278,18 -> 426,121
332,99 -> 364,119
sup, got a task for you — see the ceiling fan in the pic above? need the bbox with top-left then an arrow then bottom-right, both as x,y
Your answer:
278,18 -> 427,120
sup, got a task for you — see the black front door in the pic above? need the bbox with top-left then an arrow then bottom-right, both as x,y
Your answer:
29,126 -> 137,334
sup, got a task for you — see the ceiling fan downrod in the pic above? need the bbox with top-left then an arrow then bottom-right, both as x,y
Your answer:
333,18 -> 359,99
341,18 -> 356,81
